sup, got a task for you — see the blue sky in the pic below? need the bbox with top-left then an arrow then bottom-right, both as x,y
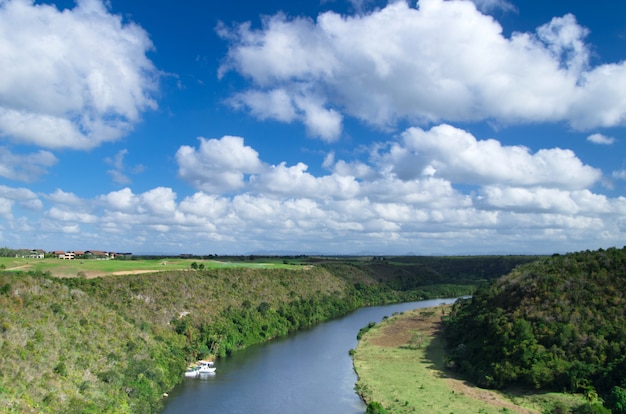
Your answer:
1,0 -> 625,255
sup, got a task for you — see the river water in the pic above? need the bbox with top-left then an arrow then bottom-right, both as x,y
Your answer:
161,297 -> 460,414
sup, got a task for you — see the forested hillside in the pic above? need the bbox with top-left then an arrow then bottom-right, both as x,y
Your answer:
443,247 -> 626,413
0,256 -> 530,413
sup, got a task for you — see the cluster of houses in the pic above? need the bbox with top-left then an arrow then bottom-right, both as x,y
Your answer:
17,249 -> 132,260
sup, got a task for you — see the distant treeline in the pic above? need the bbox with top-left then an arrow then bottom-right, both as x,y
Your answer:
0,255 -> 534,412
443,247 -> 626,413
0,247 -> 29,257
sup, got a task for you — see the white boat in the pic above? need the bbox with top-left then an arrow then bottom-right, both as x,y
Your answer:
197,360 -> 216,374
184,367 -> 200,378
184,359 -> 216,378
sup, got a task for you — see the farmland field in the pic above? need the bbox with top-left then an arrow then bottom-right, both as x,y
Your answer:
0,256 -> 296,278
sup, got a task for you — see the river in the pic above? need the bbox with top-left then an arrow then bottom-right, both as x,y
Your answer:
161,297 -> 460,414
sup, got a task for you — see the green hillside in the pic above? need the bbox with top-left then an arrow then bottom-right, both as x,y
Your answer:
0,255 -> 532,413
443,247 -> 626,413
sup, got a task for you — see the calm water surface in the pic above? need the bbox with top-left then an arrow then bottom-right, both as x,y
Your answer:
161,298 -> 460,414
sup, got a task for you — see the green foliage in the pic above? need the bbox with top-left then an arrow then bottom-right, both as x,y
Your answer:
53,361 -> 67,377
549,401 -> 570,414
405,330 -> 427,349
607,386 -> 626,414
0,255 -> 527,412
0,247 -> 27,257
257,301 -> 271,315
357,322 -> 377,340
365,401 -> 389,414
443,247 -> 626,411
571,402 -> 611,414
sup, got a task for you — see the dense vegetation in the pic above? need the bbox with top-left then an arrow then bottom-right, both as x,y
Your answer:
0,255 -> 533,412
443,247 -> 626,413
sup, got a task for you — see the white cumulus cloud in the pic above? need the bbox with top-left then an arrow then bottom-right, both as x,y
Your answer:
2,123 -> 625,255
471,0 -> 516,13
0,147 -> 57,182
218,0 -> 626,137
176,136 -> 264,193
100,187 -> 140,213
587,133 -> 616,145
377,124 -> 601,190
477,187 -> 612,215
251,161 -> 361,199
0,0 -> 158,150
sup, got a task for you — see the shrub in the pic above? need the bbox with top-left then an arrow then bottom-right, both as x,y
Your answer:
54,361 -> 67,377
366,401 -> 389,414
607,386 -> 626,414
357,322 -> 376,340
571,403 -> 611,414
550,402 -> 570,414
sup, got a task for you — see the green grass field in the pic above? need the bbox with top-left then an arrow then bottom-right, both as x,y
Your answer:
0,256 -> 300,278
353,307 -> 585,414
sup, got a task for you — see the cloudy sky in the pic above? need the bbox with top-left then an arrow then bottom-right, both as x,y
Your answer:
1,0 -> 625,255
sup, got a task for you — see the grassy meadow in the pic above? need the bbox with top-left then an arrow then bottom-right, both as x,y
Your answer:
0,256 -> 299,278
353,306 -> 586,414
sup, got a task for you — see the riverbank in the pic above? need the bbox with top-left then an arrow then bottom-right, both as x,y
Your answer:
352,305 -> 586,413
0,256 -> 534,412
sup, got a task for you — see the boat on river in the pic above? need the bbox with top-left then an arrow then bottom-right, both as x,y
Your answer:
197,360 -> 216,374
184,360 -> 216,378
184,367 -> 200,378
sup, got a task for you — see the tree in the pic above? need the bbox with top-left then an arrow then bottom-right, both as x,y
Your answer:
607,386 -> 626,414
257,302 -> 271,316
365,401 -> 388,414
408,330 -> 426,349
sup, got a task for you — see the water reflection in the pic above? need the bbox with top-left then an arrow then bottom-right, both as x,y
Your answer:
162,298 -> 459,414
